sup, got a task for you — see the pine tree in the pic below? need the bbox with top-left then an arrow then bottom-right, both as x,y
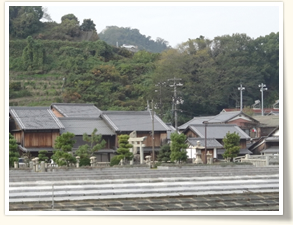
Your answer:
170,133 -> 188,163
222,132 -> 241,161
116,134 -> 133,161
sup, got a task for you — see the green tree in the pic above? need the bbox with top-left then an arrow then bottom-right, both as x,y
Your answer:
116,135 -> 133,161
9,133 -> 19,167
222,132 -> 241,161
60,13 -> 80,37
54,132 -> 75,152
22,36 -> 46,71
51,150 -> 76,167
80,19 -> 96,31
170,133 -> 188,163
157,144 -> 171,162
10,6 -> 44,38
38,150 -> 49,163
75,128 -> 106,164
52,132 -> 76,167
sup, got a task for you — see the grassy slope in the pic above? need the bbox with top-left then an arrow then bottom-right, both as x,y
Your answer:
9,73 -> 64,106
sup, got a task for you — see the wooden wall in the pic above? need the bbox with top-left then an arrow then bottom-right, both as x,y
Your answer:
116,131 -> 168,148
185,130 -> 197,138
24,132 -> 59,148
12,131 -> 22,144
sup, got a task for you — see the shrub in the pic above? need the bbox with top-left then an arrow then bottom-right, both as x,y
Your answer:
79,157 -> 90,166
110,155 -> 121,166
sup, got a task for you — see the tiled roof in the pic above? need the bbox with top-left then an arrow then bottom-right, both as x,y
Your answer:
252,115 -> 279,127
187,138 -> 223,148
186,124 -> 250,139
59,117 -> 115,135
178,116 -> 214,130
205,111 -> 259,124
9,107 -> 64,130
101,111 -> 170,132
51,103 -> 102,118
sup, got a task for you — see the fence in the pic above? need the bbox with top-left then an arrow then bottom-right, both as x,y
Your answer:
233,154 -> 279,167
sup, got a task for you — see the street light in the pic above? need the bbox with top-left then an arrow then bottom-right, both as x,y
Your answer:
258,83 -> 268,116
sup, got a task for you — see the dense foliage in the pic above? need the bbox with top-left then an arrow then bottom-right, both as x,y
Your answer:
99,26 -> 170,53
170,133 -> 188,163
9,6 -> 279,126
52,132 -> 76,166
157,144 -> 171,162
110,135 -> 133,166
222,132 -> 241,161
9,133 -> 19,167
38,150 -> 49,163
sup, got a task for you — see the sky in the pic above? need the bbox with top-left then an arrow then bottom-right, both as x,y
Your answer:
38,2 -> 281,48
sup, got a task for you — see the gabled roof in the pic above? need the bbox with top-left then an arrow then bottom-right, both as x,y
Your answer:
101,111 -> 170,132
9,107 -> 64,130
178,116 -> 214,130
252,115 -> 279,127
248,128 -> 279,151
59,117 -> 115,135
207,111 -> 259,124
187,138 -> 223,148
184,124 -> 250,139
267,126 -> 279,137
51,103 -> 102,118
179,111 -> 259,131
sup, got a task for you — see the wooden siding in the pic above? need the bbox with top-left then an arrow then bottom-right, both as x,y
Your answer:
185,130 -> 197,138
12,131 -> 22,144
51,108 -> 64,117
51,132 -> 59,148
116,131 -> 167,148
24,132 -> 59,148
226,119 -> 258,130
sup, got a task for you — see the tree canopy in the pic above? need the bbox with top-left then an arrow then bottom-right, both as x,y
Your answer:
9,7 -> 279,125
222,132 -> 241,161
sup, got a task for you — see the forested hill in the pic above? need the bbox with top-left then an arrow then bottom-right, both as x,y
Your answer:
9,6 -> 279,125
99,26 -> 170,53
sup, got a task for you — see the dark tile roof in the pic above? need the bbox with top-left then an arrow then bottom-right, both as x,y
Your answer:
9,107 -> 64,130
185,124 -> 250,139
59,117 -> 115,135
207,111 -> 258,123
178,116 -> 214,130
18,145 -> 55,152
187,138 -> 223,148
101,111 -> 171,132
51,103 -> 102,118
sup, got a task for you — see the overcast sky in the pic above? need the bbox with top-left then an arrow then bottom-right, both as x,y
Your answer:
23,2 -> 282,47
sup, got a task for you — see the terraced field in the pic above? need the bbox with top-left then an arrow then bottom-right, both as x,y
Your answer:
9,73 -> 64,106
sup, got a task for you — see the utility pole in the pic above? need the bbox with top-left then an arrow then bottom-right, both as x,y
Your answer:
168,77 -> 183,131
238,83 -> 245,111
259,83 -> 268,116
151,100 -> 155,167
155,82 -> 166,118
203,121 -> 208,164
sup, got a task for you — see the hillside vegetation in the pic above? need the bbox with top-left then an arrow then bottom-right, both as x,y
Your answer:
9,6 -> 279,125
